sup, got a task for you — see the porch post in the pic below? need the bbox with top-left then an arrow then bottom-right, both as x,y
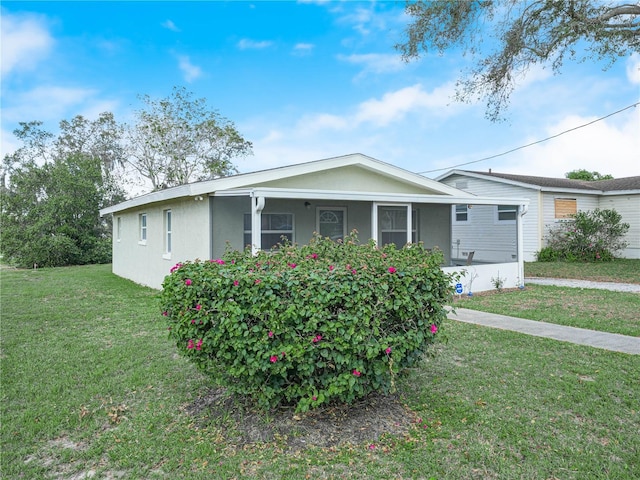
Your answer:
371,202 -> 379,245
406,203 -> 412,245
517,203 -> 528,287
251,195 -> 265,255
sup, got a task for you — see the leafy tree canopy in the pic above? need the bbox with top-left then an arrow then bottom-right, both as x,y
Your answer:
397,1 -> 640,121
565,169 -> 614,181
126,86 -> 253,190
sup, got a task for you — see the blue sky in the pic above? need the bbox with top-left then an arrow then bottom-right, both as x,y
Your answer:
2,1 -> 639,191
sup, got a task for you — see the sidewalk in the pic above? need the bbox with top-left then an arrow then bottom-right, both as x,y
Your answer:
448,308 -> 640,355
447,277 -> 640,355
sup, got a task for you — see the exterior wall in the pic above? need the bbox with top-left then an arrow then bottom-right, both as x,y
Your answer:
254,165 -> 444,194
598,194 -> 640,259
540,192 -> 599,244
443,262 -> 522,295
112,197 -> 210,289
440,174 -> 539,262
211,197 -> 452,261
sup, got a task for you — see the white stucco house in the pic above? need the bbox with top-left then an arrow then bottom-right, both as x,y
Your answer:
100,154 -> 529,293
436,170 -> 640,262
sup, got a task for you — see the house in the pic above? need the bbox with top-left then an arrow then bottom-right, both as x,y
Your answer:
436,170 -> 640,262
99,154 -> 529,292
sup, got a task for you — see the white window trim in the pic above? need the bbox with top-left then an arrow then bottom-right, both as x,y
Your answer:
116,216 -> 122,242
495,205 -> 517,225
316,206 -> 347,241
373,203 -> 416,246
244,212 -> 295,251
163,209 -> 172,260
138,213 -> 147,246
453,204 -> 469,224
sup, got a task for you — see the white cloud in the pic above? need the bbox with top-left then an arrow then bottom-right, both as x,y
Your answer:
177,55 -> 202,82
507,112 -> 640,178
626,54 -> 640,85
237,38 -> 273,50
292,43 -> 314,56
2,86 -> 98,123
162,19 -> 180,32
0,12 -> 53,77
337,53 -> 405,75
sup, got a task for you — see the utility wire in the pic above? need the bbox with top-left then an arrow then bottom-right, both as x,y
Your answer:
417,102 -> 639,175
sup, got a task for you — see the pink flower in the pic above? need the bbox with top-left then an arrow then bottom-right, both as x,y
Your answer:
353,369 -> 361,377
210,259 -> 225,265
185,279 -> 192,286
312,334 -> 322,343
170,262 -> 183,273
385,347 -> 392,355
268,331 -> 274,338
329,265 -> 334,271
312,396 -> 317,401
191,319 -> 196,324
195,304 -> 202,311
187,339 -> 195,349
270,355 -> 278,363
352,269 -> 357,274
196,339 -> 203,351
368,444 -> 376,450
162,311 -> 168,316
388,267 -> 397,274
255,279 -> 262,285
311,253 -> 318,259
430,324 -> 438,334
233,280 -> 239,286
288,262 -> 297,269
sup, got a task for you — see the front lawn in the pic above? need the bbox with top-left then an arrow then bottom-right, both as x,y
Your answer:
1,264 -> 639,479
525,259 -> 640,284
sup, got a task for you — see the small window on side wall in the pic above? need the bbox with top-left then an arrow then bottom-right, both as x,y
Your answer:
139,213 -> 147,245
555,198 -> 577,219
163,209 -> 172,258
497,205 -> 517,222
454,204 -> 468,223
116,217 -> 122,242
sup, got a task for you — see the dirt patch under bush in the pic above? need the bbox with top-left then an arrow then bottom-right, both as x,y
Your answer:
184,387 -> 419,451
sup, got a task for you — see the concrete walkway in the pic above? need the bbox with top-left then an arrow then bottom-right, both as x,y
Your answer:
447,278 -> 640,355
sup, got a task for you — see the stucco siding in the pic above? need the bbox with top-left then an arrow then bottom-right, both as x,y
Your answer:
254,165 -> 444,194
112,198 -> 209,289
598,194 -> 640,259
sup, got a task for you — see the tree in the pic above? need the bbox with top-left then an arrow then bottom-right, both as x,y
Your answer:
126,86 -> 253,190
566,169 -> 614,181
396,1 -> 640,121
0,154 -> 119,267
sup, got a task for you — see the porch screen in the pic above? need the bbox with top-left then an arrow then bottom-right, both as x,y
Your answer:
378,206 -> 417,246
243,213 -> 293,249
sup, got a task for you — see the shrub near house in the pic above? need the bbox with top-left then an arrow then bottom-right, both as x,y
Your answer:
160,234 -> 453,412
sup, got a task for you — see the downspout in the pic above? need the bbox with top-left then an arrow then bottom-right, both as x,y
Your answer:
517,203 -> 529,287
371,202 -> 379,246
406,203 -> 413,245
251,193 -> 265,256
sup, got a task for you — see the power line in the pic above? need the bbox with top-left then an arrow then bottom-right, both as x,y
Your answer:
416,102 -> 639,175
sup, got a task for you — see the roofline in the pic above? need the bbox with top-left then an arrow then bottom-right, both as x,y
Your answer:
100,154 -> 472,216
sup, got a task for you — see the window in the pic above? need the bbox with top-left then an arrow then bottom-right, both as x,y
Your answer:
454,204 -> 468,222
116,217 -> 122,242
244,213 -> 294,249
317,207 -> 346,241
139,213 -> 147,244
555,198 -> 577,219
497,205 -> 517,222
163,209 -> 172,257
378,206 -> 417,246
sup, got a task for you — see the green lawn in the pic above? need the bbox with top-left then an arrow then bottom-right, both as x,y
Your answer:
525,259 -> 640,284
1,264 -> 639,479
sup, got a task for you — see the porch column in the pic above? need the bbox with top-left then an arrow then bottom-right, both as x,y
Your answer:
251,195 -> 265,255
517,203 -> 528,287
371,202 -> 379,246
406,203 -> 413,245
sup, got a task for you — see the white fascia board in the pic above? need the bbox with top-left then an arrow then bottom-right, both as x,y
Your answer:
436,170 -> 543,191
213,187 -> 528,207
538,187 -> 603,195
99,184 -> 193,216
600,190 -> 640,196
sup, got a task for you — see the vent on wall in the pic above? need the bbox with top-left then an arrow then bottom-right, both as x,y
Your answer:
455,181 -> 468,190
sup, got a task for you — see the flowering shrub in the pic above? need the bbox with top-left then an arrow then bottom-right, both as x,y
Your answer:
160,233 -> 453,412
537,209 -> 629,262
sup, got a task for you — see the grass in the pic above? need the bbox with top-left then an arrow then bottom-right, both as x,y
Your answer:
2,264 -> 640,479
525,259 -> 640,284
455,260 -> 640,336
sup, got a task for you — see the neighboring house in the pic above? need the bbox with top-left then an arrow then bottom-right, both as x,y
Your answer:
100,154 -> 529,292
436,170 -> 640,262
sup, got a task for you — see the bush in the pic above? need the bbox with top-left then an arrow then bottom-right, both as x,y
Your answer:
537,209 -> 629,262
160,233 -> 453,412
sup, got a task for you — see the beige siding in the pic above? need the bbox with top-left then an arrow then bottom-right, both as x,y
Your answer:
598,194 -> 640,259
112,197 -> 210,289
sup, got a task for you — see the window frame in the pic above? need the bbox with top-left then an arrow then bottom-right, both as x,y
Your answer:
138,213 -> 147,245
495,204 -> 517,224
554,198 -> 577,220
243,212 -> 294,250
163,209 -> 172,259
316,207 -> 347,242
377,204 -> 417,246
453,204 -> 469,224
116,216 -> 122,242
